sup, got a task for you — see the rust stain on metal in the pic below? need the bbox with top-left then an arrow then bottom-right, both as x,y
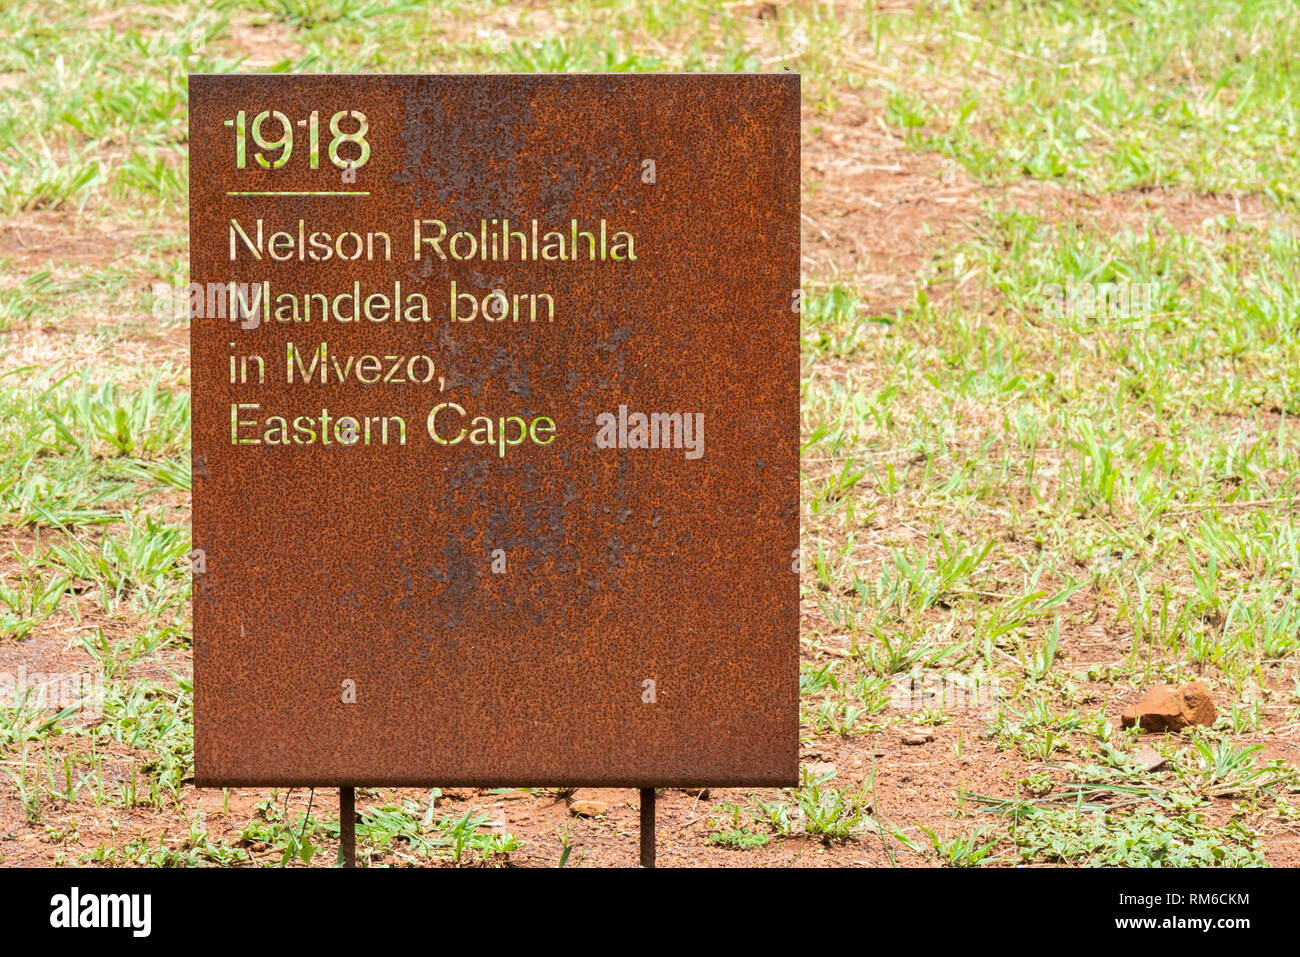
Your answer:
190,75 -> 800,787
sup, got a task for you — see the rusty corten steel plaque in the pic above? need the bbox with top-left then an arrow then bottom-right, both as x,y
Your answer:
190,74 -> 799,787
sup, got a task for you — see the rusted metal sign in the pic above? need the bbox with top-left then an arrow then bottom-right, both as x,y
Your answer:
190,74 -> 799,787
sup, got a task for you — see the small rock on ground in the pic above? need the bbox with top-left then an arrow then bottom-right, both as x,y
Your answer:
1121,680 -> 1216,733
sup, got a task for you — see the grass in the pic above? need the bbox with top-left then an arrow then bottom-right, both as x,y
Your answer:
1010,805 -> 1264,867
0,0 -> 1298,866
882,1 -> 1300,197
